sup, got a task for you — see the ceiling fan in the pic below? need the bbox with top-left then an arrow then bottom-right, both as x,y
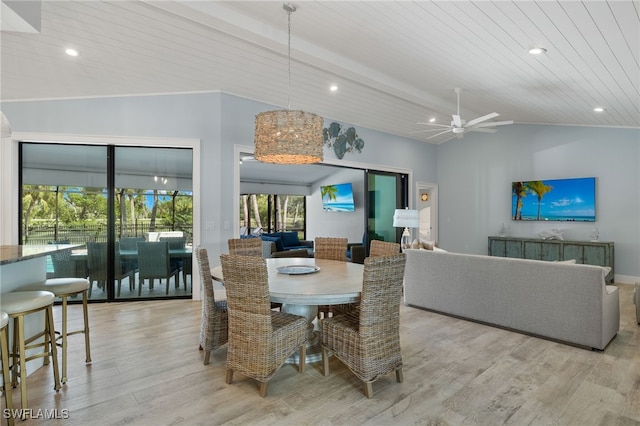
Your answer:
417,88 -> 513,140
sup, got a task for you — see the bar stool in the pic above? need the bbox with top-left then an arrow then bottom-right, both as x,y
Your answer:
23,278 -> 91,384
1,311 -> 15,426
0,291 -> 60,419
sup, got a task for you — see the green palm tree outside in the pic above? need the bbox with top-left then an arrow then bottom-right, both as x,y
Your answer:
526,181 -> 553,220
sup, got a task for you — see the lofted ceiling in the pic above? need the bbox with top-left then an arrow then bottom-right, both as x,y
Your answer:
1,0 -> 638,147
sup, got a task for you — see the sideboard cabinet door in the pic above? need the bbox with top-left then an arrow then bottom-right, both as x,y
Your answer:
523,240 -> 562,261
488,237 -> 614,282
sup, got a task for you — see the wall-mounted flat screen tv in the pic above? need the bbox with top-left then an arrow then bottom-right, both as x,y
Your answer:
512,177 -> 596,222
321,183 -> 355,212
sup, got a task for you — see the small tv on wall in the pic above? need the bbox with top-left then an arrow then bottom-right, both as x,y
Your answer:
512,177 -> 596,222
321,183 -> 355,212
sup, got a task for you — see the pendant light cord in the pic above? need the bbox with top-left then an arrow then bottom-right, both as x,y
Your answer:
286,6 -> 292,110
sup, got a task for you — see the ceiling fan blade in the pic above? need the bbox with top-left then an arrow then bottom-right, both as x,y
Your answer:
471,120 -> 514,128
416,122 -> 451,128
467,127 -> 497,133
427,129 -> 453,140
466,112 -> 499,127
410,128 -> 452,134
452,115 -> 463,127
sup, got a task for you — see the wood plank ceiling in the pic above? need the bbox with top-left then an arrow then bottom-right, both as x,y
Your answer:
1,0 -> 638,145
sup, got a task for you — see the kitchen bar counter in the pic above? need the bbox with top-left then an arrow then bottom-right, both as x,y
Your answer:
0,244 -> 80,266
0,244 -> 82,375
1,244 -> 82,291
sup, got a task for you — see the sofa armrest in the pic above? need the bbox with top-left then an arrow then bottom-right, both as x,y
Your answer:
262,241 -> 276,258
299,240 -> 314,249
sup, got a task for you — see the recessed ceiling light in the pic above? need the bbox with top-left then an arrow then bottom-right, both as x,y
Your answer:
593,107 -> 606,112
65,48 -> 79,57
329,84 -> 338,92
528,47 -> 546,55
429,118 -> 436,123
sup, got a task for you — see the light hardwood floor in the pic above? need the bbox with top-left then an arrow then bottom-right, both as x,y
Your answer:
2,284 -> 639,425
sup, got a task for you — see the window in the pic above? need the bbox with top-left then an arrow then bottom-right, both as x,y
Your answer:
21,143 -> 193,301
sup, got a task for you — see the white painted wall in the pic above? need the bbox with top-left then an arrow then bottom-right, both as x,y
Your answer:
1,91 -> 435,268
4,94 -> 636,281
306,168 -> 365,244
437,123 -> 640,282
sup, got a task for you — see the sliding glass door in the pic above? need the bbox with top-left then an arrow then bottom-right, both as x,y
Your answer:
20,143 -> 193,301
365,170 -> 408,254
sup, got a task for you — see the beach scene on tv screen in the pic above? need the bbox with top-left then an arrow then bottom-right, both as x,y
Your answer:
512,177 -> 596,222
321,183 -> 355,212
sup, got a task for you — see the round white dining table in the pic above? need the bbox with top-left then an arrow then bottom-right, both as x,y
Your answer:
210,256 -> 364,362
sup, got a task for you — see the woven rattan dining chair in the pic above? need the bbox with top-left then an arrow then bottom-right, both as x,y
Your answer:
137,241 -> 180,296
87,242 -> 135,297
321,253 -> 406,398
369,240 -> 401,257
228,237 -> 282,310
315,237 -> 348,318
220,254 -> 307,397
314,237 -> 348,261
160,236 -> 188,290
50,249 -> 78,278
118,236 -> 144,281
331,240 -> 401,318
228,238 -> 262,256
195,247 -> 228,365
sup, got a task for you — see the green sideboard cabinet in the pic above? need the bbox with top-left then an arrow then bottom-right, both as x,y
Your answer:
488,236 -> 614,283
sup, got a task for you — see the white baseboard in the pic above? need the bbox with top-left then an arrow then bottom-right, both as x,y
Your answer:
614,274 -> 639,284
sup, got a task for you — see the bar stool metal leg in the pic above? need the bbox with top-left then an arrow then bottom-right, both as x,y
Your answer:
1,291 -> 61,420
82,290 -> 92,363
1,312 -> 15,426
45,304 -> 61,392
58,289 -> 91,383
24,278 -> 92,384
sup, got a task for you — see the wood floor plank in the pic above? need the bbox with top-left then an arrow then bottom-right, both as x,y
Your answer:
1,284 -> 638,425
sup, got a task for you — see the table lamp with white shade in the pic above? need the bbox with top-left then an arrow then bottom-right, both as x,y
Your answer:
393,208 -> 420,250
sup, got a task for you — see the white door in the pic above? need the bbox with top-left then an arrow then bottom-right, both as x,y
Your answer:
416,182 -> 438,243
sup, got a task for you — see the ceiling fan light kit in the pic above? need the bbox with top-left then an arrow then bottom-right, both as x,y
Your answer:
254,2 -> 324,165
416,88 -> 513,140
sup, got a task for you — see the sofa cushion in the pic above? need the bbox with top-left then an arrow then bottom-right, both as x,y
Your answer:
261,235 -> 284,251
280,231 -> 301,248
284,245 -> 311,252
420,239 -> 437,250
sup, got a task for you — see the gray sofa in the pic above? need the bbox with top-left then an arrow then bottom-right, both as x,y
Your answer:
404,249 -> 619,350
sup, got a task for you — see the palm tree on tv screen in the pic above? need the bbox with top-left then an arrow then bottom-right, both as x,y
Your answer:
512,182 -> 526,220
526,181 -> 553,220
321,185 -> 338,202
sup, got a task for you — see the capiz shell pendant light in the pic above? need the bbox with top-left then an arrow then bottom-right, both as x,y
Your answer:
254,3 -> 324,164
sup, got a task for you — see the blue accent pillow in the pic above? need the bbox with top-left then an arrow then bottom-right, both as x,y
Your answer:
280,231 -> 300,248
240,234 -> 259,239
261,235 -> 284,251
